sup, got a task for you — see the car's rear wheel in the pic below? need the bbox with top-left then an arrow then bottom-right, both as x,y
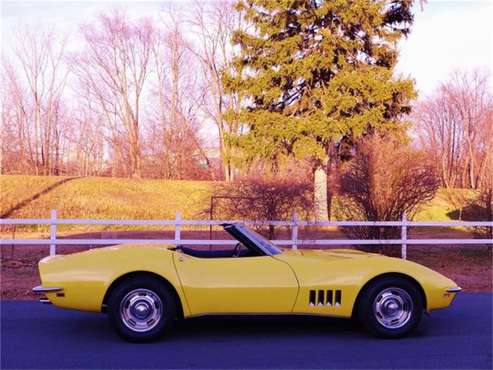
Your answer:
107,276 -> 177,342
357,276 -> 423,338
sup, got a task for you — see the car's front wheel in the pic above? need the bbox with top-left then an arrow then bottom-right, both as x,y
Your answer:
107,276 -> 177,342
357,276 -> 424,338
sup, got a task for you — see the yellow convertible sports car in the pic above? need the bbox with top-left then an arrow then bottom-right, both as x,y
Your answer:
33,223 -> 461,341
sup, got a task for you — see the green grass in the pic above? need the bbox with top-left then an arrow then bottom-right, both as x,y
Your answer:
414,188 -> 478,221
1,175 -> 471,232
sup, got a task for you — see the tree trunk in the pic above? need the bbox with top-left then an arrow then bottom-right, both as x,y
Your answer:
131,135 -> 141,178
223,159 -> 234,182
314,159 -> 329,221
327,156 -> 341,221
223,163 -> 231,182
54,128 -> 60,175
218,133 -> 231,182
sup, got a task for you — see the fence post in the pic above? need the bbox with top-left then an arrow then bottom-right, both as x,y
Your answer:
50,209 -> 57,256
401,212 -> 407,260
175,212 -> 181,244
291,212 -> 299,250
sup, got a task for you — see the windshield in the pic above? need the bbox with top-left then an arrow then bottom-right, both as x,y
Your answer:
235,225 -> 283,255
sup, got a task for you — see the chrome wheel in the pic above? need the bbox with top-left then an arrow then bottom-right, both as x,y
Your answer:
120,288 -> 163,333
373,287 -> 413,329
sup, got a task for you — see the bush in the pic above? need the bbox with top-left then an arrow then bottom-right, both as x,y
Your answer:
211,175 -> 313,238
457,188 -> 493,239
334,135 -> 440,256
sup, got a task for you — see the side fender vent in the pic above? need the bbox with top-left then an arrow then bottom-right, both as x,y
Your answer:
335,290 -> 342,306
309,290 -> 316,306
309,289 -> 342,307
326,290 -> 333,306
317,290 -> 325,306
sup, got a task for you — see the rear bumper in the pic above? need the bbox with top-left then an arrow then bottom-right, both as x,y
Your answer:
32,285 -> 64,293
32,286 -> 64,304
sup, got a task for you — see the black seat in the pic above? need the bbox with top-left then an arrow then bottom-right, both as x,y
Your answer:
179,246 -> 235,258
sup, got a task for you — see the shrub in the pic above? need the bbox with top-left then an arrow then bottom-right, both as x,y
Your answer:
211,175 -> 313,238
456,188 -> 493,239
334,135 -> 440,256
471,189 -> 493,238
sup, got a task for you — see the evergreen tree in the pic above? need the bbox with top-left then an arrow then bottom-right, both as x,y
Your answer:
223,0 -> 416,220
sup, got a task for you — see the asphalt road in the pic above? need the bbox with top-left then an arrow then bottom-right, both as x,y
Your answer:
1,294 -> 492,369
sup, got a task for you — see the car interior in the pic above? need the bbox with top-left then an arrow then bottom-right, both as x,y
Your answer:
174,223 -> 265,258
176,243 -> 261,258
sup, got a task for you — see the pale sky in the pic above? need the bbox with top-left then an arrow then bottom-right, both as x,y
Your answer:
395,0 -> 492,97
1,0 -> 492,98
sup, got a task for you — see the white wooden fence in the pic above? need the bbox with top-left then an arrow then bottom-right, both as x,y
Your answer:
1,210 -> 492,259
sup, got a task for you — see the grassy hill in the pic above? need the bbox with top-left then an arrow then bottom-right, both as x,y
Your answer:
414,188 -> 477,222
1,176 -> 214,228
0,175 -> 472,229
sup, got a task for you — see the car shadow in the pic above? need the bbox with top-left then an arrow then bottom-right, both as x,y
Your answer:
67,314 -> 438,346
179,315 -> 356,334
65,313 -> 365,343
32,301 -> 457,344
172,315 -> 435,341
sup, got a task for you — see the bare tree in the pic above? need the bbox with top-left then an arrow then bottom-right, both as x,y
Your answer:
414,69 -> 493,189
189,0 -> 245,181
63,89 -> 105,176
74,11 -> 155,178
1,8 -> 230,180
147,7 -> 214,180
1,29 -> 68,175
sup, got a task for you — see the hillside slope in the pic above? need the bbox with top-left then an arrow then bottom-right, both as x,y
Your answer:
1,176 -> 214,223
0,175 -> 473,224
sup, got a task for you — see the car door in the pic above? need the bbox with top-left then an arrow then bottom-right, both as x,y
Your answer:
173,252 -> 299,315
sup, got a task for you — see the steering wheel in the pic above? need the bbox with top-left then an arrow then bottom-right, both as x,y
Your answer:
233,242 -> 242,257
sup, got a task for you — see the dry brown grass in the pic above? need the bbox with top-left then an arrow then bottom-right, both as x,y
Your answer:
1,175 -> 214,232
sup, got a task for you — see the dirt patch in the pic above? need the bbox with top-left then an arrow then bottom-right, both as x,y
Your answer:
1,229 -> 491,300
407,246 -> 492,292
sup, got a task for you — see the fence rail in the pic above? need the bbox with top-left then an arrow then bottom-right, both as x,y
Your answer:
1,210 -> 492,259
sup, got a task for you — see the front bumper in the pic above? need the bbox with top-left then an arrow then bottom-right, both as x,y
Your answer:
446,287 -> 462,293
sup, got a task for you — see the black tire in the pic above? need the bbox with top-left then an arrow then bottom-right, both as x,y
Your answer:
107,276 -> 177,342
357,276 -> 423,338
